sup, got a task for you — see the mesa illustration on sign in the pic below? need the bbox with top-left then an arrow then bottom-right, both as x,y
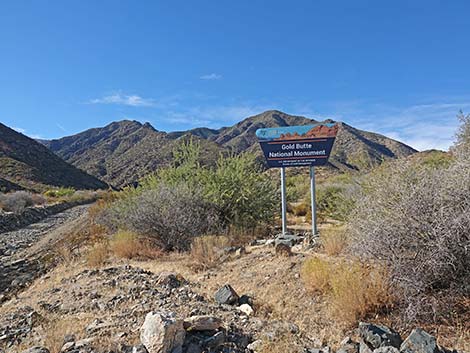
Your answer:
255,123 -> 338,168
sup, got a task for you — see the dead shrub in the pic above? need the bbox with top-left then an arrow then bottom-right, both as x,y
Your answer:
190,235 -> 230,270
292,202 -> 309,216
86,242 -> 108,268
42,317 -> 84,353
0,191 -> 45,213
321,228 -> 348,256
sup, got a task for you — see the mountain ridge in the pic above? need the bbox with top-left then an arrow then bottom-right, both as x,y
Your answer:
42,110 -> 417,187
0,122 -> 108,192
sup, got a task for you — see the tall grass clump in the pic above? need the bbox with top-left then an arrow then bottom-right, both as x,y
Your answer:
349,112 -> 470,321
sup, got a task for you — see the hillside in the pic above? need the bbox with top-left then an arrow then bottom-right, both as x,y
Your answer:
170,110 -> 417,171
0,122 -> 107,192
44,120 -> 224,187
43,111 -> 417,187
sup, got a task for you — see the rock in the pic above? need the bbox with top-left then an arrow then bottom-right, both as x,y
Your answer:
247,339 -> 263,352
214,285 -> 239,305
274,233 -> 303,247
373,347 -> 400,353
337,337 -> 360,353
140,311 -> 185,353
21,347 -> 50,353
275,243 -> 292,256
60,342 -> 75,352
203,331 -> 225,348
237,303 -> 254,316
186,343 -> 202,353
400,328 -> 438,353
359,322 -> 402,349
132,344 -> 149,353
359,339 -> 373,353
238,294 -> 254,306
157,273 -> 183,288
183,316 -> 223,331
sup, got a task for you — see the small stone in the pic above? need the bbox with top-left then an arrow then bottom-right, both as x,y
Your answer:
183,315 -> 223,331
214,285 -> 239,305
247,339 -> 263,352
373,347 -> 399,353
204,331 -> 225,348
21,347 -> 50,353
60,342 -> 74,352
157,272 -> 184,288
238,294 -> 254,306
359,322 -> 402,349
140,311 -> 185,353
237,303 -> 254,316
337,337 -> 360,353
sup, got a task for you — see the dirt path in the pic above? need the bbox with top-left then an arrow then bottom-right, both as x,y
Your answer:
0,205 -> 91,297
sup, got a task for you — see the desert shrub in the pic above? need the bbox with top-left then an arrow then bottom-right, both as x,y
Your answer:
301,257 -> 332,293
110,230 -> 142,259
105,183 -> 221,251
292,202 -> 309,216
190,235 -> 230,270
316,179 -> 357,221
321,227 -> 348,256
328,261 -> 393,325
301,257 -> 393,325
349,114 -> 470,321
44,187 -> 75,198
0,191 -> 45,213
86,242 -> 108,267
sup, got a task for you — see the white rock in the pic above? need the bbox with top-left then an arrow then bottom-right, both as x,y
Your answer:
247,339 -> 263,352
140,311 -> 185,353
238,303 -> 254,316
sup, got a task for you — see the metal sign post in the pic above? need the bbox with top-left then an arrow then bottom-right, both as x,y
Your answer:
280,167 -> 288,235
310,166 -> 318,236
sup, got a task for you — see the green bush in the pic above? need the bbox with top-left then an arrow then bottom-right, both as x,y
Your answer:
44,187 -> 76,198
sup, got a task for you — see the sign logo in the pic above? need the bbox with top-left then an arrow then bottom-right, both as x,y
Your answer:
256,123 -> 338,168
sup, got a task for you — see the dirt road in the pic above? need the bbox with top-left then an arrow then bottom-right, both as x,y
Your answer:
0,205 -> 90,297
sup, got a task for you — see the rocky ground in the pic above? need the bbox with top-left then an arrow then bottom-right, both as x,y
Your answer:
0,206 -> 468,353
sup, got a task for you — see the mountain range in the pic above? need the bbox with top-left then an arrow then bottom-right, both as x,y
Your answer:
0,122 -> 107,192
41,110 -> 417,188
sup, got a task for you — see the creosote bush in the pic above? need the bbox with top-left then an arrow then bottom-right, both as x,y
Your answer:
349,112 -> 470,321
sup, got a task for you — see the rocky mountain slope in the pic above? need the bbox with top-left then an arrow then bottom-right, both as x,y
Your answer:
0,123 -> 107,192
43,111 -> 417,187
43,120 -> 224,188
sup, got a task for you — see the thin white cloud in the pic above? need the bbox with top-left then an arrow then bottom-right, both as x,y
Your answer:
200,73 -> 222,80
12,126 -> 26,134
328,100 -> 470,151
89,92 -> 155,107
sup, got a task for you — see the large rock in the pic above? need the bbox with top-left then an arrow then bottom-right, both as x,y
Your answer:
183,316 -> 223,331
140,311 -> 185,353
359,322 -> 402,349
214,285 -> 239,305
400,328 -> 439,353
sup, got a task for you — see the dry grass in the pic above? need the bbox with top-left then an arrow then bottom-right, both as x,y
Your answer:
329,261 -> 393,325
109,230 -> 161,260
301,257 -> 332,293
86,242 -> 108,268
43,317 -> 85,353
321,227 -> 348,256
190,235 -> 230,270
301,256 -> 394,326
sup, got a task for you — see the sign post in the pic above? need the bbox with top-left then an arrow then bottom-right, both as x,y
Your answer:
256,123 -> 338,236
280,167 -> 288,235
310,166 -> 317,235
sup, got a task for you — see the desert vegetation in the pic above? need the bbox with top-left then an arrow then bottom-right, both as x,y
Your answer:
98,139 -> 277,250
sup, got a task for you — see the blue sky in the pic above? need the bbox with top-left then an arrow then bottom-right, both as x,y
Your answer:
1,0 -> 469,150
